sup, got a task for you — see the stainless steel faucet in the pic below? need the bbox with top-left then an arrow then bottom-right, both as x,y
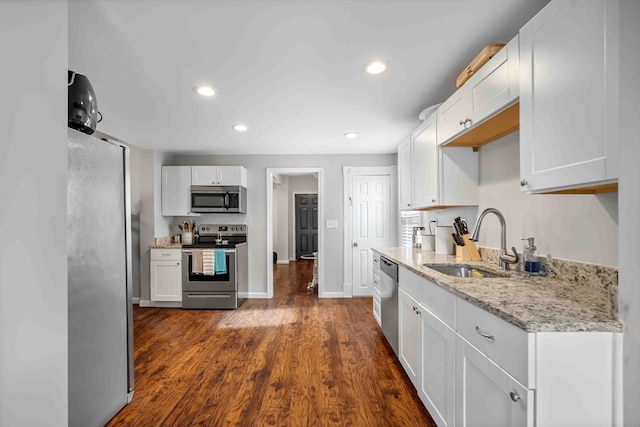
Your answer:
470,208 -> 519,270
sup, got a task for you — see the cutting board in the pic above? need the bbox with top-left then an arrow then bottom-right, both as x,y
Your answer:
456,44 -> 505,88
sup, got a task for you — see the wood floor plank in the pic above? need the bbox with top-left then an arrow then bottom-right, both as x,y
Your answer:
106,260 -> 436,426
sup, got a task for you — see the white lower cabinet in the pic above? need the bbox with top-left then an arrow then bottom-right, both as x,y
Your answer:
399,268 -> 456,427
396,265 -> 621,427
372,252 -> 382,326
420,304 -> 456,427
150,249 -> 182,302
455,336 -> 532,427
398,288 -> 422,386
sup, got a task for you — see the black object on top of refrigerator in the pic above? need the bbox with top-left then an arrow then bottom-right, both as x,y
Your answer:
68,70 -> 102,135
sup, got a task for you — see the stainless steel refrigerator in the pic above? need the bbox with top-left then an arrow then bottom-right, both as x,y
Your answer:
67,128 -> 134,426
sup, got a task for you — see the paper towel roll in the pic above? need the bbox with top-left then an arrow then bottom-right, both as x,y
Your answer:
436,226 -> 454,255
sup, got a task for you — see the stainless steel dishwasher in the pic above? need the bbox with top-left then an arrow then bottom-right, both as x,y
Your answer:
380,256 -> 398,355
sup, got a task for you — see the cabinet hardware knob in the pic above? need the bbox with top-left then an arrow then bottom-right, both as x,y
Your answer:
459,120 -> 466,126
415,310 -> 421,315
431,199 -> 436,203
353,242 -> 359,247
510,391 -> 521,402
465,118 -> 472,125
177,262 -> 180,265
520,179 -> 528,186
475,326 -> 495,342
412,306 -> 417,311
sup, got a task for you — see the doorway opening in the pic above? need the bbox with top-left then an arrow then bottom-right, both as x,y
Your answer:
266,168 -> 323,299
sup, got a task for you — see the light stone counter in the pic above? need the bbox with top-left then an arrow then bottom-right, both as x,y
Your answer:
374,247 -> 622,333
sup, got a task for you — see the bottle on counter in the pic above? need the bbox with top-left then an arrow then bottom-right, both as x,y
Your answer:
521,237 -> 541,273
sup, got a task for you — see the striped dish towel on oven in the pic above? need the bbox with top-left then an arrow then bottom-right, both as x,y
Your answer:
202,249 -> 215,275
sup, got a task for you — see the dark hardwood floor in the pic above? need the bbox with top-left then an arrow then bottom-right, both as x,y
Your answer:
107,260 -> 436,426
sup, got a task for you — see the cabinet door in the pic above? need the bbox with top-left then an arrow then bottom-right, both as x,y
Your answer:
519,0 -> 618,193
150,260 -> 182,301
191,166 -> 219,185
216,166 -> 247,186
162,166 -> 196,216
398,288 -> 422,387
455,336 -> 533,427
469,36 -> 518,124
420,307 -> 456,427
397,136 -> 412,210
411,113 -> 439,208
438,85 -> 471,145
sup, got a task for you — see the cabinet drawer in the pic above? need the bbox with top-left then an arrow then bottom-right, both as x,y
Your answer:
151,248 -> 182,261
456,297 -> 532,387
399,267 -> 456,327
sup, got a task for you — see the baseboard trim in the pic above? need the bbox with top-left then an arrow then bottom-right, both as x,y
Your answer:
319,291 -> 346,299
138,300 -> 182,308
276,260 -> 290,264
343,283 -> 353,298
246,292 -> 269,298
132,297 -> 141,305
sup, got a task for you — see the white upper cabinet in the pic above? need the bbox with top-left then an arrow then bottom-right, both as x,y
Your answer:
411,113 -> 439,207
519,0 -> 619,194
397,136 -> 413,210
399,111 -> 478,210
439,35 -> 520,149
470,36 -> 519,124
161,166 -> 199,217
191,166 -> 247,186
438,85 -> 472,145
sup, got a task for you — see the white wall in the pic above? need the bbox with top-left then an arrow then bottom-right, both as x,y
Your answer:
170,154 -> 395,296
468,132 -> 617,266
273,178 -> 289,263
0,1 -> 68,425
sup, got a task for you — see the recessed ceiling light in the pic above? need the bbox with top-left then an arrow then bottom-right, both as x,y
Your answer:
344,132 -> 358,138
364,60 -> 388,75
194,85 -> 216,96
233,124 -> 248,132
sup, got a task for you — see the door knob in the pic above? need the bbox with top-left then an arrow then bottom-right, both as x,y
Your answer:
353,242 -> 358,247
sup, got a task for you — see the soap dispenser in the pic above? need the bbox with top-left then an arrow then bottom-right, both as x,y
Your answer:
521,237 -> 540,273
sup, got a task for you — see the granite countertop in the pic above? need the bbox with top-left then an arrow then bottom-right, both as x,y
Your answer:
374,247 -> 622,333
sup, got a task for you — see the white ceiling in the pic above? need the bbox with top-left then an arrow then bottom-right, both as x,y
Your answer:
68,0 -> 549,155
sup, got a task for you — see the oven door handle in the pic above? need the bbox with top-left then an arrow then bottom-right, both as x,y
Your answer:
182,249 -> 237,254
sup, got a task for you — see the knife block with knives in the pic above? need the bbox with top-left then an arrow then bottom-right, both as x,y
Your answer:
453,217 -> 482,262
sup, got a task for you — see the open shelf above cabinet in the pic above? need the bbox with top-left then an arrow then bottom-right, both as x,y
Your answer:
440,101 -> 519,152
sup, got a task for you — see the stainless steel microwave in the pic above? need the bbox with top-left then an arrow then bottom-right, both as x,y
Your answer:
190,186 -> 247,213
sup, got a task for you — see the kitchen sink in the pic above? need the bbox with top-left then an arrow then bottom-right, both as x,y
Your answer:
423,263 -> 508,278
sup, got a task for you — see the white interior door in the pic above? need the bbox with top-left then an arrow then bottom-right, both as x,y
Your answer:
352,175 -> 391,296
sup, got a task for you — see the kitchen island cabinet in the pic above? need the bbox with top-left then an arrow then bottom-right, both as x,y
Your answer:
519,0 -> 620,194
380,248 -> 622,427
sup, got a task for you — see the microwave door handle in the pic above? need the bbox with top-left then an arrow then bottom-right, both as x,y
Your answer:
224,192 -> 230,210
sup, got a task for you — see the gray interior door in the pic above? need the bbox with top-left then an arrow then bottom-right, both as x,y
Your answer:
295,194 -> 318,259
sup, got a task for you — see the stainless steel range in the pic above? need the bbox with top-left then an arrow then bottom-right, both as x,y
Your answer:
181,224 -> 248,309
